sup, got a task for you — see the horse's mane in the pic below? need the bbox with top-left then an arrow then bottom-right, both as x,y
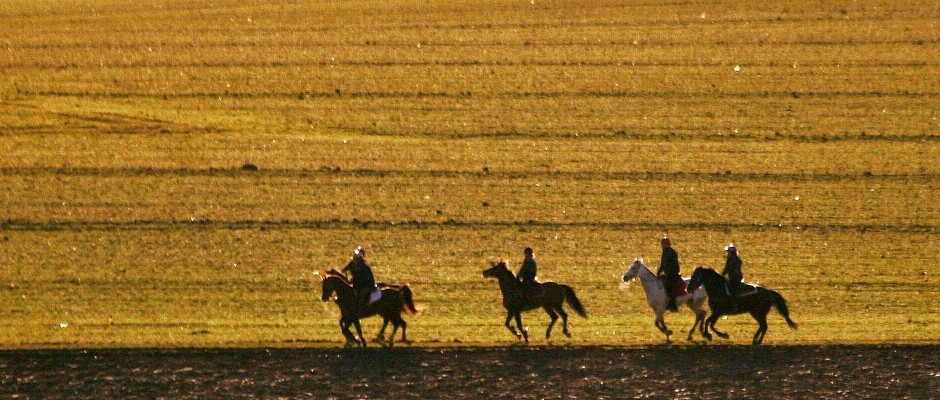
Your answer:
697,266 -> 719,275
378,282 -> 404,291
693,266 -> 725,282
324,268 -> 350,284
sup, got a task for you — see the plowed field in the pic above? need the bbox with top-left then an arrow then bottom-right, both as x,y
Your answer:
4,345 -> 938,399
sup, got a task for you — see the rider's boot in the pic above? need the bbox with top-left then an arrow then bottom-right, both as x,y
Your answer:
666,296 -> 678,312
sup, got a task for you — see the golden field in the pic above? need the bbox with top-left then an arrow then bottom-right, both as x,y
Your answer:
0,0 -> 937,347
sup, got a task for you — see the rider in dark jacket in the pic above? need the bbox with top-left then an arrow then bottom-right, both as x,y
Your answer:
657,236 -> 682,311
721,243 -> 743,296
517,247 -> 540,300
342,246 -> 376,314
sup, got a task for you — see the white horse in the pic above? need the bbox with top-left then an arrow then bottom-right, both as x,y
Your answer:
622,259 -> 708,343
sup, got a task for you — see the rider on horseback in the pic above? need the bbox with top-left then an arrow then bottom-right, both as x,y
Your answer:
517,247 -> 542,301
721,243 -> 743,297
342,246 -> 377,316
657,235 -> 682,312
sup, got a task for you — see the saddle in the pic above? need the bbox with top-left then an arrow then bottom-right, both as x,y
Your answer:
726,282 -> 758,298
367,287 -> 382,305
521,280 -> 544,301
661,276 -> 687,297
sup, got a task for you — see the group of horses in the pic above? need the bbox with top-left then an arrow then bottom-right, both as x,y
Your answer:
320,259 -> 796,347
621,260 -> 797,345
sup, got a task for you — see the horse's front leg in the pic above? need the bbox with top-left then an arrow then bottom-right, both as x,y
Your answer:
340,318 -> 357,346
709,313 -> 730,339
352,319 -> 367,348
514,313 -> 529,343
505,313 -> 522,340
701,314 -> 715,341
654,311 -> 672,343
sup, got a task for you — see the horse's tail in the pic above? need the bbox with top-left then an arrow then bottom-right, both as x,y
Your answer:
771,290 -> 798,329
564,285 -> 588,318
400,284 -> 419,315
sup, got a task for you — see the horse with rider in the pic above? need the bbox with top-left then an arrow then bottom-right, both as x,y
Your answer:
482,247 -> 587,342
321,246 -> 418,347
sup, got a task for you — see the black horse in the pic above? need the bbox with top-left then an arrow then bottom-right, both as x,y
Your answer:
688,267 -> 797,345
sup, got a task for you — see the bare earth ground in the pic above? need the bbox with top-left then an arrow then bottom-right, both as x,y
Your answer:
2,345 -> 937,399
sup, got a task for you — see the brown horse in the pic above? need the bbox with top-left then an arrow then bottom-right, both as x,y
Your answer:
482,261 -> 587,343
320,269 -> 417,347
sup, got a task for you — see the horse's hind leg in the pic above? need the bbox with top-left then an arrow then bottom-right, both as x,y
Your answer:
397,317 -> 409,345
543,306 -> 558,339
386,322 -> 399,348
375,318 -> 389,342
688,310 -> 705,341
751,311 -> 768,345
556,305 -> 572,338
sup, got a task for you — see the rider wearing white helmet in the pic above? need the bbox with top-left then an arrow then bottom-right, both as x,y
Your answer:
342,246 -> 377,313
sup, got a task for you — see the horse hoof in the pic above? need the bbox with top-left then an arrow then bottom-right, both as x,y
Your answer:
563,331 -> 572,338
717,333 -> 730,339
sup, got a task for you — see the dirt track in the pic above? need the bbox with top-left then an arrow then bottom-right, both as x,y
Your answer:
2,345 -> 937,399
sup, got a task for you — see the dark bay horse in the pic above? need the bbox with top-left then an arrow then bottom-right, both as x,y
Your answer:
688,267 -> 798,345
482,261 -> 587,343
320,269 -> 417,347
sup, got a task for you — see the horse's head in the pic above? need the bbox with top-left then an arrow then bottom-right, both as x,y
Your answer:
622,259 -> 646,282
688,266 -> 711,292
321,274 -> 351,302
482,261 -> 511,279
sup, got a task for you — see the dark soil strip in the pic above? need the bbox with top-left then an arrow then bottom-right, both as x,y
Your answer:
1,167 -> 935,182
0,218 -> 934,234
1,345 -> 937,399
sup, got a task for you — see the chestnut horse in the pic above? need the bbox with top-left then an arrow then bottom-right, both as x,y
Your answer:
320,269 -> 417,347
688,266 -> 797,345
482,261 -> 587,343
